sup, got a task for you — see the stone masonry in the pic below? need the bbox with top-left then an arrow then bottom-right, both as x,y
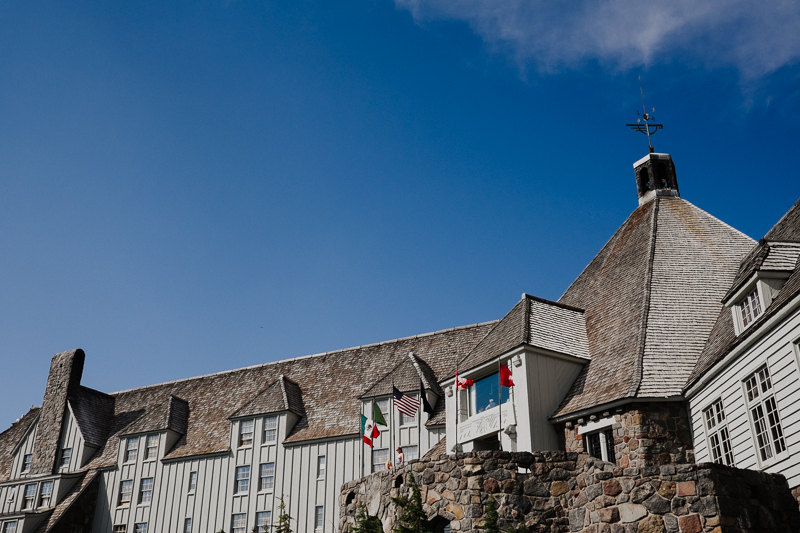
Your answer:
339,451 -> 799,533
560,403 -> 694,469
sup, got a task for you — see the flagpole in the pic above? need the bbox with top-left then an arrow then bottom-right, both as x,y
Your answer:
390,380 -> 395,472
498,354 -> 502,451
454,358 -> 458,455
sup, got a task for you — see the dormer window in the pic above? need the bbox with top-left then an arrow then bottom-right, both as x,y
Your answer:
740,287 -> 763,328
21,454 -> 32,473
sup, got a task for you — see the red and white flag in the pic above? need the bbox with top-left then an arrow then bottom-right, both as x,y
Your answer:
500,365 -> 514,388
455,371 -> 473,390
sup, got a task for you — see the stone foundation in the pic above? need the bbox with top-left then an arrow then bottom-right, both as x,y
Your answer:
339,451 -> 800,533
560,403 -> 694,469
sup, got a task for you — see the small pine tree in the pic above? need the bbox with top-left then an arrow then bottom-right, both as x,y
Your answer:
482,495 -> 501,533
273,496 -> 294,533
505,522 -> 529,533
391,473 -> 432,533
353,503 -> 383,533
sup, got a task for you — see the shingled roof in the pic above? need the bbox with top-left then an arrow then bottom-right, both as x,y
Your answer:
552,197 -> 754,419
66,321 -> 494,468
454,294 -> 589,376
764,198 -> 800,242
70,386 -> 115,447
687,199 -> 800,389
231,375 -> 305,418
0,407 -> 40,482
361,352 -> 444,398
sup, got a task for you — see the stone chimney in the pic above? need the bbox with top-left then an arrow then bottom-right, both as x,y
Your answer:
633,153 -> 680,206
30,349 -> 85,475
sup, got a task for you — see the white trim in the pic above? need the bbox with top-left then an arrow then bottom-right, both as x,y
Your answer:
577,417 -> 615,435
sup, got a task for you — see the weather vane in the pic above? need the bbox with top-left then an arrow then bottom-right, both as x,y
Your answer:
626,76 -> 662,153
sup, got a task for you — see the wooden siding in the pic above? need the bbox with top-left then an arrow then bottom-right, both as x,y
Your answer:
9,420 -> 37,480
690,305 -> 800,487
56,404 -> 88,473
90,411 -> 444,532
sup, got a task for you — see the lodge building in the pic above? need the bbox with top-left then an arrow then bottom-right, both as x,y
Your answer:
2,151 -> 800,533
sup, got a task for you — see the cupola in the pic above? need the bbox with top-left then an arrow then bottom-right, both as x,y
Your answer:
633,153 -> 679,206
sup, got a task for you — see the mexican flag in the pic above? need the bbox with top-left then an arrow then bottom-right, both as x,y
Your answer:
361,415 -> 380,447
361,402 -> 388,447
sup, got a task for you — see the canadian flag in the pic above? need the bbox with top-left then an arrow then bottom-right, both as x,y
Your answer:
455,371 -> 474,390
500,364 -> 514,388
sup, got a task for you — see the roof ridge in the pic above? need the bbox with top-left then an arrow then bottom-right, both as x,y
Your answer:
523,293 -> 585,313
108,320 -> 499,395
278,375 -> 290,412
631,198 -> 659,397
522,296 -> 532,345
681,198 -> 756,243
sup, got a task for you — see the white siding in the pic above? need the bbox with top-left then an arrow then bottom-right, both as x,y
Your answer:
8,420 -> 37,480
90,410 -> 443,532
56,404 -> 88,473
690,305 -> 800,487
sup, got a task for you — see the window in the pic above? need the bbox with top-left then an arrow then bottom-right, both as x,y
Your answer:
376,399 -> 389,420
134,523 -> 147,533
402,445 -> 419,461
188,471 -> 197,493
470,373 -> 509,415
256,511 -> 271,533
231,513 -> 247,533
239,420 -> 254,446
145,435 -> 159,460
586,428 -> 616,463
263,416 -> 278,444
315,506 -> 324,531
139,478 -> 154,504
183,518 -> 192,533
6,486 -> 16,502
740,287 -> 763,328
39,480 -> 53,507
125,438 -> 139,463
112,526 -> 127,533
372,448 -> 389,472
23,483 -> 36,509
703,399 -> 735,466
744,365 -> 786,463
3,521 -> 17,533
400,396 -> 417,426
259,463 -> 274,491
317,455 -> 326,478
21,454 -> 32,473
235,465 -> 250,493
119,480 -> 133,505
59,448 -> 72,469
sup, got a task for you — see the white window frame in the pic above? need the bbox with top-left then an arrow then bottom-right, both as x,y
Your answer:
577,417 -> 616,463
188,471 -> 197,493
118,479 -> 133,506
231,513 -> 247,533
399,395 -> 418,426
401,445 -> 419,461
23,483 -> 36,509
139,478 -> 154,504
743,363 -> 788,467
263,416 -> 278,444
315,506 -> 324,532
372,448 -> 390,472
3,521 -> 18,533
21,454 -> 32,473
256,511 -> 271,533
731,281 -> 768,335
6,485 -> 16,503
235,465 -> 250,493
183,518 -> 192,533
259,462 -> 274,492
134,523 -> 147,533
145,435 -> 159,460
239,420 -> 254,447
317,455 -> 326,479
702,398 -> 735,466
125,437 -> 139,463
59,448 -> 72,469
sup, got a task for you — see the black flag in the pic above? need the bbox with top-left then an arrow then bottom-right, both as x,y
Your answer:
420,379 -> 434,418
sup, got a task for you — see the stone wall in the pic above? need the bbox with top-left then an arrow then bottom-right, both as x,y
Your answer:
560,403 -> 694,469
339,451 -> 800,533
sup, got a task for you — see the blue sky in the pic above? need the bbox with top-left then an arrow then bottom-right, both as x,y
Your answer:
1,0 -> 799,425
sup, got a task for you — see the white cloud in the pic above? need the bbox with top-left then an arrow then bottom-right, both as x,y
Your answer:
395,0 -> 800,78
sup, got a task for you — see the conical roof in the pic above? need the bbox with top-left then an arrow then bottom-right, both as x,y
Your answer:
552,197 -> 754,418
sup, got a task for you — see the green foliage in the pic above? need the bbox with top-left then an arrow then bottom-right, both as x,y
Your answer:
273,496 -> 294,533
505,522 -> 529,533
482,495 -> 501,533
353,503 -> 383,533
392,474 -> 432,533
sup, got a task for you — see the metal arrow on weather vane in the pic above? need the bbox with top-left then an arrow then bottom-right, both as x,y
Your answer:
626,76 -> 663,153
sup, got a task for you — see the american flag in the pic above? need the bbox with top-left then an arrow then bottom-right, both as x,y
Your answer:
393,386 -> 419,417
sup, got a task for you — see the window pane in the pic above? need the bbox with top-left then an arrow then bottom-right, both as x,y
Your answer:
60,448 -> 72,468
260,463 -> 275,491
472,373 -> 509,415
765,396 -> 786,454
376,399 -> 389,419
586,433 -> 602,460
3,521 -> 17,533
315,506 -> 324,529
402,445 -> 419,461
372,448 -> 389,472
720,427 -> 735,466
120,480 -> 133,504
751,405 -> 773,461
126,438 -> 139,462
134,524 -> 147,533
317,455 -> 326,478
188,472 -> 197,492
236,466 -> 250,493
257,511 -> 271,533
232,513 -> 247,533
22,454 -> 32,472
240,420 -> 254,446
603,429 -> 615,462
146,435 -> 159,459
183,518 -> 192,533
140,478 -> 154,503
264,416 -> 278,443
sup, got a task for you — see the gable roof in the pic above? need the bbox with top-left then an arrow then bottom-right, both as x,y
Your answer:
361,352 -> 444,398
723,241 -> 800,302
231,375 -> 305,418
552,197 -> 754,418
454,295 -> 589,376
121,394 -> 190,437
764,198 -> 800,242
0,407 -> 40,482
78,321 -> 494,468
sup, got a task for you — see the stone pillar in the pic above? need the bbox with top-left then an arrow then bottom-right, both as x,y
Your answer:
30,349 -> 85,475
